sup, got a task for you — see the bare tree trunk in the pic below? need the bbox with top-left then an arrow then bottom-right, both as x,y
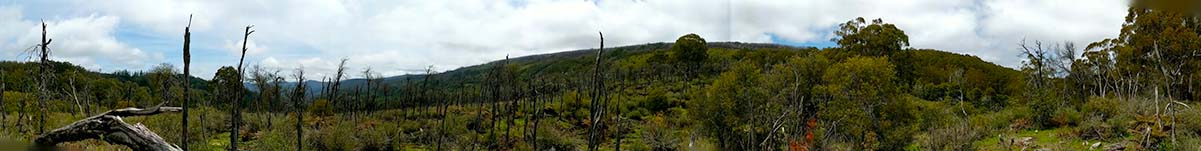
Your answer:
232,25 -> 254,151
489,56 -> 507,148
291,68 -> 306,151
531,78 -> 541,151
614,73 -> 624,151
179,15 -> 192,151
37,20 -> 53,135
331,58 -> 347,113
1,68 -> 5,129
587,31 -> 605,151
33,103 -> 184,151
65,71 -> 85,116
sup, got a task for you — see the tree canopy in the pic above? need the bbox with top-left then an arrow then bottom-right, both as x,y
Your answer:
833,17 -> 909,56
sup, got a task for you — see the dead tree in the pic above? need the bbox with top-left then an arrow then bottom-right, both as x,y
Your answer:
291,68 -> 306,151
587,31 -> 606,151
36,20 -> 54,134
231,25 -> 255,151
489,56 -> 509,148
180,15 -> 192,151
1,68 -> 5,129
613,70 -> 626,151
269,72 -> 283,128
330,58 -> 348,112
63,71 -> 85,115
33,103 -> 184,151
530,78 -> 542,151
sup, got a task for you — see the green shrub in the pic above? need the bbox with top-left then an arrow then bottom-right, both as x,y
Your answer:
1073,116 -> 1119,140
1082,96 -> 1120,118
1049,107 -> 1082,127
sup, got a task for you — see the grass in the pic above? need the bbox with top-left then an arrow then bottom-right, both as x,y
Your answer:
974,128 -> 1094,150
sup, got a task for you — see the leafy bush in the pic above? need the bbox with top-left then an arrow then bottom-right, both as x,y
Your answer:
308,99 -> 334,116
1050,107 -> 1082,127
1082,97 -> 1120,117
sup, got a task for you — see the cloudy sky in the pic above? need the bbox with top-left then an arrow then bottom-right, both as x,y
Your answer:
0,0 -> 1127,79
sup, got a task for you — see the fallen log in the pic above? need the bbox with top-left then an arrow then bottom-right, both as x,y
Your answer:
32,103 -> 183,151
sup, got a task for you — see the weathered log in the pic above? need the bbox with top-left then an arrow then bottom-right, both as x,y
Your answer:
32,104 -> 183,151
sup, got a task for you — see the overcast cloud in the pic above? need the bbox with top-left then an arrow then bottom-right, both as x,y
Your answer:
0,0 -> 1127,79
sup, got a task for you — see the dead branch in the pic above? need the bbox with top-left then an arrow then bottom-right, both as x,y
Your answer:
32,103 -> 183,151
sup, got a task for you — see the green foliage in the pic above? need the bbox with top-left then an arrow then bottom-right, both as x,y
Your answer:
670,33 -> 708,66
210,66 -> 242,108
692,60 -> 766,150
1,91 -> 34,114
833,17 -> 909,56
308,99 -> 334,116
818,56 -> 918,150
1049,107 -> 1082,127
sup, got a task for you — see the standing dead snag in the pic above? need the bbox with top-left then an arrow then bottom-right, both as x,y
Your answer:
1,68 -> 5,129
37,20 -> 54,134
330,58 -> 348,111
290,67 -> 306,151
33,103 -> 184,151
587,31 -> 605,151
232,25 -> 254,151
180,14 -> 192,151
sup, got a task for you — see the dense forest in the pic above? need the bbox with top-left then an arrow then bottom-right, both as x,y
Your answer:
3,0 -> 1201,150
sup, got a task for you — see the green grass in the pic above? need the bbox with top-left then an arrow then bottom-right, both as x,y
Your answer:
974,128 -> 1093,150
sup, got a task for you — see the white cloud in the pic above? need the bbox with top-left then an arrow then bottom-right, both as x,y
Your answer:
0,8 -> 156,71
1,0 -> 1130,79
223,39 -> 267,56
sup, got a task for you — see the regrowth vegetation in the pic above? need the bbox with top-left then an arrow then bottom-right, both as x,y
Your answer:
2,0 -> 1201,150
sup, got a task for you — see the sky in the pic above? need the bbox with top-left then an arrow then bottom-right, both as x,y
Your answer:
0,0 -> 1128,80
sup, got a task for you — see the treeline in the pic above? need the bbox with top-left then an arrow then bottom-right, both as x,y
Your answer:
3,0 -> 1200,150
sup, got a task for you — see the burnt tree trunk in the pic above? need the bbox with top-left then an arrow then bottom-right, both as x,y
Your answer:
232,25 -> 255,151
291,68 -> 306,151
180,15 -> 192,151
37,20 -> 53,134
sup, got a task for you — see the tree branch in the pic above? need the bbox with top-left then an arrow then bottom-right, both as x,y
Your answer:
32,104 -> 183,151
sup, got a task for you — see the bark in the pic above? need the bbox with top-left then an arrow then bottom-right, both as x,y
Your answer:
1,68 -> 5,129
587,31 -> 605,151
232,25 -> 254,151
291,68 -> 306,151
38,20 -> 52,134
33,104 -> 184,151
180,15 -> 192,151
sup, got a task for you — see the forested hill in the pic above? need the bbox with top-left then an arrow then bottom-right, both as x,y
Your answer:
326,41 -> 1020,106
1,40 -> 1019,107
338,42 -> 810,87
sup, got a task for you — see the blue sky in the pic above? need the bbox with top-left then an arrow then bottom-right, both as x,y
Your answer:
0,0 -> 1128,80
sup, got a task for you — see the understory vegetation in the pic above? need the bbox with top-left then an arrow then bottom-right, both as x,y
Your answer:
3,0 -> 1201,150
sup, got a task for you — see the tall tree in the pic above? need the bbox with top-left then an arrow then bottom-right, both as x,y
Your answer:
766,53 -> 830,149
818,56 -> 913,150
1087,0 -> 1201,101
833,17 -> 909,56
694,60 -> 767,150
670,33 -> 707,78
